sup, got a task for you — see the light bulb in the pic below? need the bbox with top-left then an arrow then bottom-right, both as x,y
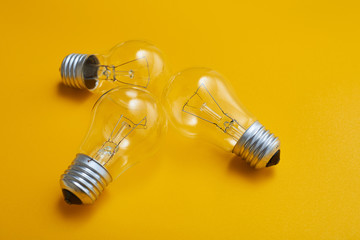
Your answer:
164,68 -> 280,169
60,40 -> 168,97
60,87 -> 164,204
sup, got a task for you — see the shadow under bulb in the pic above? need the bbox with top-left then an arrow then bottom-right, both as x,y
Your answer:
163,68 -> 280,169
60,40 -> 169,97
60,87 -> 165,204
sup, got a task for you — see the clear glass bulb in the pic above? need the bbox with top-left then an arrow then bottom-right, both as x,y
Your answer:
164,68 -> 280,169
60,40 -> 169,97
60,87 -> 165,204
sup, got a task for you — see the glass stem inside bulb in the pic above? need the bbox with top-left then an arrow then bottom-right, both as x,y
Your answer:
199,102 -> 244,141
224,120 -> 244,141
97,65 -> 135,82
85,56 -> 150,88
200,103 -> 221,121
92,119 -> 132,165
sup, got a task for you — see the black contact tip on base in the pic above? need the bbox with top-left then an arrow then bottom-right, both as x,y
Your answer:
266,150 -> 280,167
62,189 -> 82,205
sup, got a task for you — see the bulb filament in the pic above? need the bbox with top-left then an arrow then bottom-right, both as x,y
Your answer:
92,115 -> 147,165
96,56 -> 150,88
200,103 -> 222,121
183,84 -> 245,140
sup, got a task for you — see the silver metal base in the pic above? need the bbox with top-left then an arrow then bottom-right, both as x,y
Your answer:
60,154 -> 112,204
233,121 -> 280,169
60,53 -> 99,90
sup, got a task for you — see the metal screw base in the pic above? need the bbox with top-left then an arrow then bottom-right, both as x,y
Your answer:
233,121 -> 280,169
60,154 -> 112,204
60,53 -> 99,90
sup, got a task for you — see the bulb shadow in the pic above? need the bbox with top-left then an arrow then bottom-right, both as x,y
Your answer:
56,82 -> 92,102
56,190 -> 111,220
227,156 -> 275,183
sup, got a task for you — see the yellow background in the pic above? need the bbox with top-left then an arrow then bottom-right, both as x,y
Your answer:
1,0 -> 360,239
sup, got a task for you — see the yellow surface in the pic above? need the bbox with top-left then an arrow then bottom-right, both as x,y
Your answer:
1,0 -> 360,239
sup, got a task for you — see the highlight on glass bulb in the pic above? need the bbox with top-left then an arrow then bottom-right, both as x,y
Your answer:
60,40 -> 168,97
163,68 -> 280,169
60,87 -> 165,205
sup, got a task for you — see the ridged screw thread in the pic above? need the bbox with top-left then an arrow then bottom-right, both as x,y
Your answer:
60,154 -> 112,204
233,121 -> 280,168
60,53 -> 89,89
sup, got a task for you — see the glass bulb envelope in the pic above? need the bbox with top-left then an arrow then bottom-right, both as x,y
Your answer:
60,87 -> 165,204
164,68 -> 280,169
